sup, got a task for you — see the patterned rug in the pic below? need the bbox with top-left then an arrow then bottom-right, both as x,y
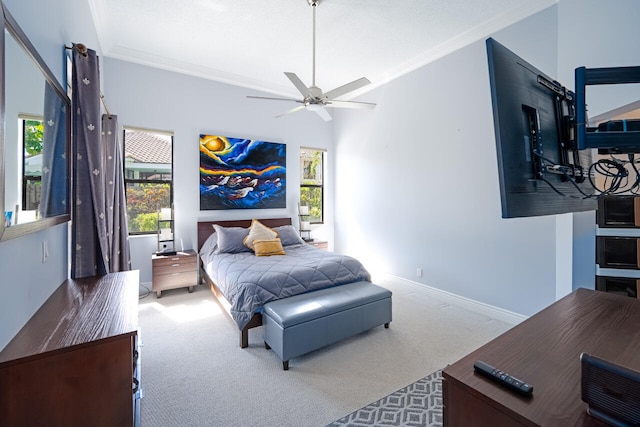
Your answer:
327,370 -> 443,427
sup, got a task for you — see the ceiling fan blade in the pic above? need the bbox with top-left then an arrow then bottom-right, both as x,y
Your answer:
247,95 -> 302,103
284,72 -> 314,98
324,77 -> 371,100
275,105 -> 306,118
325,100 -> 376,109
314,106 -> 332,121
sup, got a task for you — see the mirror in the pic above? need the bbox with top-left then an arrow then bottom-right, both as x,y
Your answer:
1,3 -> 71,241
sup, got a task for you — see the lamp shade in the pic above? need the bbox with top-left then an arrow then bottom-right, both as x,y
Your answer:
160,208 -> 172,220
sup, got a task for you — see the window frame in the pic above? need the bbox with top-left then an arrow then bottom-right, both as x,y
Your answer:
20,114 -> 44,212
300,147 -> 326,224
122,127 -> 174,236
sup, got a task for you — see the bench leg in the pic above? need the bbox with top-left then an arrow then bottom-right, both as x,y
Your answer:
265,341 -> 271,350
283,360 -> 289,371
240,330 -> 248,348
384,322 -> 390,328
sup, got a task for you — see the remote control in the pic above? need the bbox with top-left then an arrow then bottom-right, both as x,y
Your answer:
473,360 -> 533,397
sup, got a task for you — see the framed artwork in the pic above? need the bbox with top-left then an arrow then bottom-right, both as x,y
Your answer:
200,135 -> 286,210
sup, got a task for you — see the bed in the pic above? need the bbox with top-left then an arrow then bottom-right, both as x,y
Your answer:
197,218 -> 371,348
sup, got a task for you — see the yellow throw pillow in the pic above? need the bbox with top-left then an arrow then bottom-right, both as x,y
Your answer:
254,238 -> 286,256
243,219 -> 278,251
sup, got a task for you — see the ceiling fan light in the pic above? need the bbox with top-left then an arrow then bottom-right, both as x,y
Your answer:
306,103 -> 323,112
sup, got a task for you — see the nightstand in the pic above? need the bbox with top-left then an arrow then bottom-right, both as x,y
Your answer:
307,240 -> 328,251
152,249 -> 198,297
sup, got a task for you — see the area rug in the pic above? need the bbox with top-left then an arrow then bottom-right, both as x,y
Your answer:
327,370 -> 443,427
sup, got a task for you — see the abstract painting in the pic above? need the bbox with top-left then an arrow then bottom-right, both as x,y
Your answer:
200,135 -> 286,210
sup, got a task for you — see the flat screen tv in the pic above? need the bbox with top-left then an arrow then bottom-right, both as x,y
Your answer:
486,38 -> 597,218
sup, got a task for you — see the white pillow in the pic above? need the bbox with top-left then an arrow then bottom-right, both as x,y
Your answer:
243,219 -> 278,251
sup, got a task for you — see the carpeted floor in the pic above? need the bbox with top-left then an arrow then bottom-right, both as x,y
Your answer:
327,370 -> 442,427
138,276 -> 512,426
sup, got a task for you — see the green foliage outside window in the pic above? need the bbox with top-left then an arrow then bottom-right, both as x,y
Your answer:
300,148 -> 324,223
24,120 -> 44,156
131,212 -> 159,234
300,187 -> 322,222
126,183 -> 170,232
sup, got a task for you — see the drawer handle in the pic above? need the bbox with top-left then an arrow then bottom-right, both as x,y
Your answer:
171,257 -> 180,261
171,263 -> 180,267
171,272 -> 180,276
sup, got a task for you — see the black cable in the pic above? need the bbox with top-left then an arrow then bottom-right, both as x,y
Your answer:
533,152 -> 595,198
532,151 -> 637,198
588,158 -> 628,195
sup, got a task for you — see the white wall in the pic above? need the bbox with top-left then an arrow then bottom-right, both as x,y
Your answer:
102,58 -> 334,285
332,6 -> 561,317
333,1 -> 640,316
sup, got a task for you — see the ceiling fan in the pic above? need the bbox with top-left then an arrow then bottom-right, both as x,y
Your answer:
247,0 -> 376,121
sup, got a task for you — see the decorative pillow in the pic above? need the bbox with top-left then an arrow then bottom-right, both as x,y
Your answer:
253,238 -> 286,256
213,225 -> 251,254
243,219 -> 278,251
273,225 -> 305,246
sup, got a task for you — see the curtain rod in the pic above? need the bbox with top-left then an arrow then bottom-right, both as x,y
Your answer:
65,43 -> 112,118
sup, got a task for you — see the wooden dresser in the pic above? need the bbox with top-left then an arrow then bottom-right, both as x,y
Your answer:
442,288 -> 640,426
0,270 -> 140,427
152,249 -> 198,297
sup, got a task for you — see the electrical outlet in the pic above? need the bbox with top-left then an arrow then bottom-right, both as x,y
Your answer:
416,268 -> 423,278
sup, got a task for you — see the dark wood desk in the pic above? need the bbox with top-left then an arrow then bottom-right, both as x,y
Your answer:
442,288 -> 640,426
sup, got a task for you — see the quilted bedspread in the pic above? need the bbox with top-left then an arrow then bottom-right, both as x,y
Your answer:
200,244 -> 371,330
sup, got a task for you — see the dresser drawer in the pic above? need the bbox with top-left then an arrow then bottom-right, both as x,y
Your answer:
153,253 -> 193,267
154,270 -> 197,288
154,261 -> 195,275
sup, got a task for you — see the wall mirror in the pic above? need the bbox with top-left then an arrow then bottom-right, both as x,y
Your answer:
1,3 -> 71,242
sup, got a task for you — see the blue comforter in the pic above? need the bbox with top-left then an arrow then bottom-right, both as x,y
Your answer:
200,243 -> 371,330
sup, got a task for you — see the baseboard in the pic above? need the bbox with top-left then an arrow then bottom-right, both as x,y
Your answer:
379,273 -> 528,326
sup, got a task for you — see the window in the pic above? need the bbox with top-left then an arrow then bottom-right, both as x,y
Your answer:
123,128 -> 173,234
300,147 -> 325,223
21,116 -> 44,211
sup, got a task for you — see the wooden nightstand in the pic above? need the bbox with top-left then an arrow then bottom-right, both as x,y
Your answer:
152,249 -> 198,297
307,240 -> 328,251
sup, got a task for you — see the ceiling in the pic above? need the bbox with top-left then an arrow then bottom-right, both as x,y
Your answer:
88,0 -> 557,99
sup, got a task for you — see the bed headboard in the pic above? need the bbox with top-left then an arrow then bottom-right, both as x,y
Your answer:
197,218 -> 292,252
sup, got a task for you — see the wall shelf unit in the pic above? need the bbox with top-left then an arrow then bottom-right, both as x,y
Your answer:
596,195 -> 640,299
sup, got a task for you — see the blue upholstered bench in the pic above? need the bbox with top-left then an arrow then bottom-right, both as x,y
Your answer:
262,281 -> 392,370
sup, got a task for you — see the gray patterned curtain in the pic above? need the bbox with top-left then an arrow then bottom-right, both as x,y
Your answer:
40,82 -> 68,218
71,44 -> 131,278
102,114 -> 131,272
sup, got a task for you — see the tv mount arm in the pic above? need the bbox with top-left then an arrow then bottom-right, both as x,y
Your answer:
529,74 -> 586,183
576,66 -> 640,154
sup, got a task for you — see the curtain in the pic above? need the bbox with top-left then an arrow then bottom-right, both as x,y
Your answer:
71,44 -> 131,278
102,114 -> 131,272
40,82 -> 68,218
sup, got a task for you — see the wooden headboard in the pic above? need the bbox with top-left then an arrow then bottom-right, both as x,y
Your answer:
197,218 -> 292,251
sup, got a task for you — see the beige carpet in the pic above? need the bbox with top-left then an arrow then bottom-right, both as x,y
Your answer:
138,277 -> 513,427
